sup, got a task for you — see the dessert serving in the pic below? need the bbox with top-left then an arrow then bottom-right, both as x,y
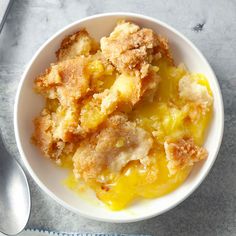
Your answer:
32,20 -> 213,210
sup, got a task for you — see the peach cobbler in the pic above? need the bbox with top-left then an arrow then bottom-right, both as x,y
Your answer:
33,21 -> 213,210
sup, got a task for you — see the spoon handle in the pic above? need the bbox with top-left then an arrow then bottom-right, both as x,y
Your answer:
0,0 -> 14,34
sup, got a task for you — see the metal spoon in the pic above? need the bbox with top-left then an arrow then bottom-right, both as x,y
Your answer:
0,133 -> 31,235
0,0 -> 14,34
0,1 -> 30,234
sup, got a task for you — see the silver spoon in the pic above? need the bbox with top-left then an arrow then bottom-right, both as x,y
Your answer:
0,133 -> 31,235
0,1 -> 31,234
0,0 -> 14,34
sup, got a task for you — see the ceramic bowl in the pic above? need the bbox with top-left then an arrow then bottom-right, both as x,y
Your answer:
14,12 -> 224,223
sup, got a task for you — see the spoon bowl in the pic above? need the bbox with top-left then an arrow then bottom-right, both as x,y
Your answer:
0,134 -> 30,235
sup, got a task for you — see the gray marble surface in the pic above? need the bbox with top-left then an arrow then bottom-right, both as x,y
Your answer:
0,0 -> 235,235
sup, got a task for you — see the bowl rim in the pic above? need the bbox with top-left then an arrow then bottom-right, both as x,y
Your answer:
14,12 -> 224,223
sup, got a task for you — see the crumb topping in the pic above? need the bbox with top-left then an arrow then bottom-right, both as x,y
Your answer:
32,20 -> 212,197
164,138 -> 208,175
73,113 -> 153,181
101,20 -> 173,78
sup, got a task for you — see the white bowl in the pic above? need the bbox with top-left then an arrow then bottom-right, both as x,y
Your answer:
14,13 -> 224,223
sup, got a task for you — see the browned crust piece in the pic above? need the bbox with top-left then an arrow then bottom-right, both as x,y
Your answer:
164,138 -> 208,176
56,29 -> 99,61
33,109 -> 64,159
73,113 -> 153,181
101,21 -> 173,78
33,107 -> 78,162
154,34 -> 173,65
35,57 -> 90,106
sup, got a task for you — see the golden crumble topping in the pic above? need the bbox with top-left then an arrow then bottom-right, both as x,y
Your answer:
73,113 -> 153,181
56,29 -> 99,61
101,20 -> 172,78
35,57 -> 90,106
164,138 -> 208,176
32,20 -> 213,210
179,75 -> 213,113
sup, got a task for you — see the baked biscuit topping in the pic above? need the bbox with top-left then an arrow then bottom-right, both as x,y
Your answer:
164,138 -> 208,176
35,57 -> 90,106
101,20 -> 172,78
179,75 -> 213,113
32,20 -> 213,210
56,29 -> 99,61
73,113 -> 153,181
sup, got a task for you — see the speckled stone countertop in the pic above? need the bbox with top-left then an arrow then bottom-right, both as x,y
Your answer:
0,0 -> 235,235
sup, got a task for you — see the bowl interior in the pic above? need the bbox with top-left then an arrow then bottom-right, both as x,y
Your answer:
15,13 -> 223,222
